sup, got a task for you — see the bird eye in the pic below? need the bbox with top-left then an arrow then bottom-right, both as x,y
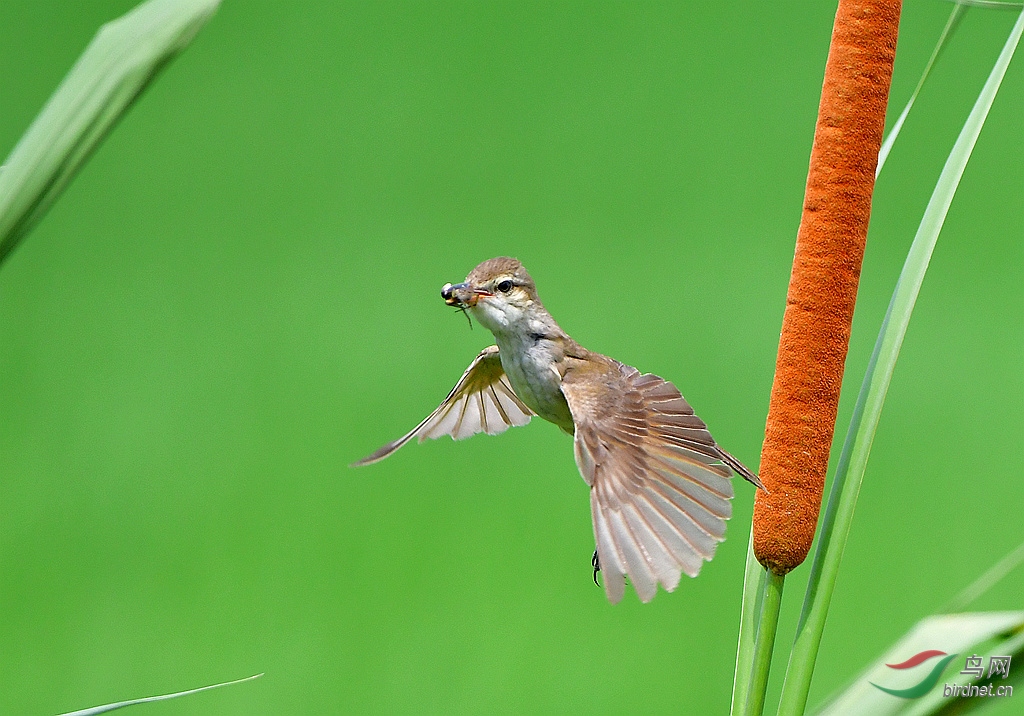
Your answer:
496,280 -> 514,293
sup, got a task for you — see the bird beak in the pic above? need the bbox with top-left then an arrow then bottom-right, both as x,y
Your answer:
441,282 -> 491,307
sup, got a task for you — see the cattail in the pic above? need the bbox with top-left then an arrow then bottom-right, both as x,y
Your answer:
753,0 -> 902,575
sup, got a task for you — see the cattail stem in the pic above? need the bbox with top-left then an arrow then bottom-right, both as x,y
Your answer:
730,532 -> 765,714
753,0 -> 902,575
744,572 -> 785,716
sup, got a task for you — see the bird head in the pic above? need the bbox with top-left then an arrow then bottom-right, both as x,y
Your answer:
441,257 -> 541,334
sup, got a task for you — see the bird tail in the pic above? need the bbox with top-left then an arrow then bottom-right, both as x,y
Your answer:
718,448 -> 768,492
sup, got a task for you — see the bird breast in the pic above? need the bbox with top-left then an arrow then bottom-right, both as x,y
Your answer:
495,333 -> 575,433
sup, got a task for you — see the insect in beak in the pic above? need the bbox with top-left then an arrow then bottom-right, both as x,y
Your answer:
441,282 -> 491,308
441,282 -> 476,329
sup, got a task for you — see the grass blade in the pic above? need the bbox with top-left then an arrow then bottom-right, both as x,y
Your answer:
0,0 -> 221,268
876,2 -> 966,177
56,673 -> 263,716
941,539 -> 1024,613
952,0 -> 1022,9
776,8 -> 1024,715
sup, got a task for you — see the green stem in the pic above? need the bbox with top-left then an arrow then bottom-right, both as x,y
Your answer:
731,530 -> 768,715
745,571 -> 785,716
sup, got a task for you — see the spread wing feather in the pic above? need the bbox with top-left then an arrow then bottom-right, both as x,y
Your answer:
352,345 -> 533,466
562,360 -> 758,603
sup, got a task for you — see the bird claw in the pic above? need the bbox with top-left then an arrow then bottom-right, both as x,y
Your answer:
592,548 -> 601,586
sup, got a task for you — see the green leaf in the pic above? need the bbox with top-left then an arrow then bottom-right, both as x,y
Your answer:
942,539 -> 1024,613
953,0 -> 1022,9
775,7 -> 1024,715
876,2 -> 966,177
0,0 -> 221,268
56,673 -> 263,715
812,613 -> 1024,715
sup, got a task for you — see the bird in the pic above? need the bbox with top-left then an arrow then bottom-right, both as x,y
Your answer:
353,257 -> 764,603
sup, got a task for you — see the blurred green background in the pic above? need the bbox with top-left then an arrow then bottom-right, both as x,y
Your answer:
1,1 -> 1022,713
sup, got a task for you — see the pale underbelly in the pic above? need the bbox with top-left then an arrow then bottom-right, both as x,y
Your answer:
496,342 -> 574,433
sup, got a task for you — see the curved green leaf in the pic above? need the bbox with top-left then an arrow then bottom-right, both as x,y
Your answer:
57,674 -> 262,716
0,0 -> 221,267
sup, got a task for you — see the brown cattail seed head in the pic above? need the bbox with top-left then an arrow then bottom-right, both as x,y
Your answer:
752,0 -> 902,575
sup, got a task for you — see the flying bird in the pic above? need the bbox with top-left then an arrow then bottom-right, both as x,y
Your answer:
354,257 -> 763,603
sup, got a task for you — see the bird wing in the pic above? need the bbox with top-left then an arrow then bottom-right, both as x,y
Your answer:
352,345 -> 534,466
560,359 -> 745,604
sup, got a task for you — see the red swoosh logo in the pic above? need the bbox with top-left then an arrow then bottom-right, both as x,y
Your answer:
885,650 -> 948,669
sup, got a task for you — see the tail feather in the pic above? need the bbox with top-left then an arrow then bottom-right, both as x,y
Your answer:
717,448 -> 767,492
